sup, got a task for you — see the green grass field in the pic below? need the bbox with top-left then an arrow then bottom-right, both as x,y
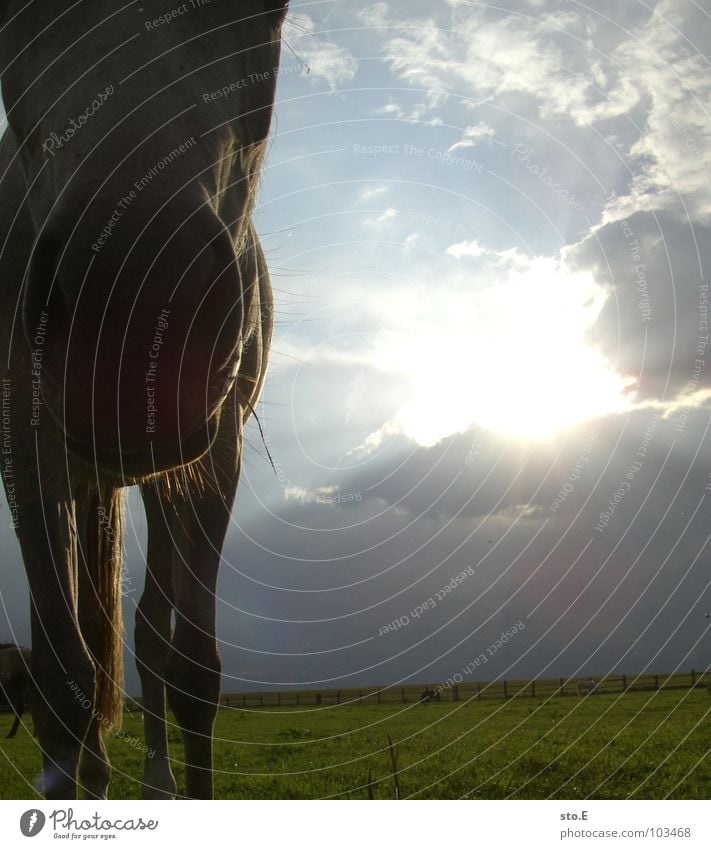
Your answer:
1,688 -> 709,799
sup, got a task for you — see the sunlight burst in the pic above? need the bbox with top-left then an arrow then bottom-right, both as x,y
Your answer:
367,256 -> 632,446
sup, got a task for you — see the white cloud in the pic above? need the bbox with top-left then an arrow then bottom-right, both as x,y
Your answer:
373,101 -> 444,125
380,11 -> 641,127
284,485 -> 339,504
446,239 -> 486,259
446,122 -> 495,155
283,13 -> 358,89
600,1 -> 711,223
358,3 -> 389,28
369,1 -> 711,223
404,233 -> 425,249
445,241 -> 534,268
347,419 -> 402,458
359,185 -> 387,202
383,19 -> 455,101
363,207 -> 397,227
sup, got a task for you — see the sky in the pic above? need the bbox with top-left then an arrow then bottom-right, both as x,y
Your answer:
1,0 -> 711,696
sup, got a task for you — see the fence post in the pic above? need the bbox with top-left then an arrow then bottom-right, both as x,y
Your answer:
337,691 -> 341,704
296,693 -> 300,706
691,669 -> 696,686
277,692 -> 281,707
531,681 -> 535,698
316,693 -> 322,706
503,680 -> 508,700
477,682 -> 481,700
359,690 -> 363,703
401,687 -> 406,703
654,675 -> 659,690
452,685 -> 459,701
622,675 -> 627,692
260,695 -> 264,707
377,690 -> 381,704
242,695 -> 246,708
559,677 -> 565,697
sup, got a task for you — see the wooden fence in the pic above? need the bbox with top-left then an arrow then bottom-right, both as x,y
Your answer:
5,671 -> 703,715
217,670 -> 710,710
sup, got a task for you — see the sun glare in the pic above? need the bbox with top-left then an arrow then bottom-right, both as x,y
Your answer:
369,257 -> 631,446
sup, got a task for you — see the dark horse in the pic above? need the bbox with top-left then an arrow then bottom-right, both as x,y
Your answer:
0,643 -> 32,738
419,687 -> 440,704
0,1 -> 289,798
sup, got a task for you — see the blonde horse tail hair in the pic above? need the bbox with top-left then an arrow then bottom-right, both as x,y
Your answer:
78,485 -> 125,731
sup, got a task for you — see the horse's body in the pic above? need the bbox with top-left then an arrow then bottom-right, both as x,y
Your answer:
0,1 -> 288,799
0,643 -> 32,738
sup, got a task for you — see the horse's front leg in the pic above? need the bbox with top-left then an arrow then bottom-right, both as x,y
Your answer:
0,404 -> 97,797
165,413 -> 241,799
23,497 -> 96,799
135,484 -> 177,799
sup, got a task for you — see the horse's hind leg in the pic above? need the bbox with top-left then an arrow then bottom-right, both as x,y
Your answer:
6,691 -> 23,738
165,493 -> 232,799
165,412 -> 241,799
7,713 -> 20,738
136,484 -> 177,799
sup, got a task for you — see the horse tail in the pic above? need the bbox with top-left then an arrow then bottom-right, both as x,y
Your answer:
78,485 -> 125,731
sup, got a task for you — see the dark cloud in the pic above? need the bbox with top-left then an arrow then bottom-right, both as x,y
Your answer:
197,405 -> 711,690
571,210 -> 710,403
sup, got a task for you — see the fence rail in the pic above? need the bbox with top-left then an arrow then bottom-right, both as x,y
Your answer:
215,670 -> 710,710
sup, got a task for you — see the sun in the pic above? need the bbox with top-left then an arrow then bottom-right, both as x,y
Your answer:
368,256 -> 632,446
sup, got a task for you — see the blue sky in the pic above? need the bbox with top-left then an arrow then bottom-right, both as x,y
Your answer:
2,0 -> 711,694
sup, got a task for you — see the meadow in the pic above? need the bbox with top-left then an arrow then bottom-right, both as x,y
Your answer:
1,687 -> 708,800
